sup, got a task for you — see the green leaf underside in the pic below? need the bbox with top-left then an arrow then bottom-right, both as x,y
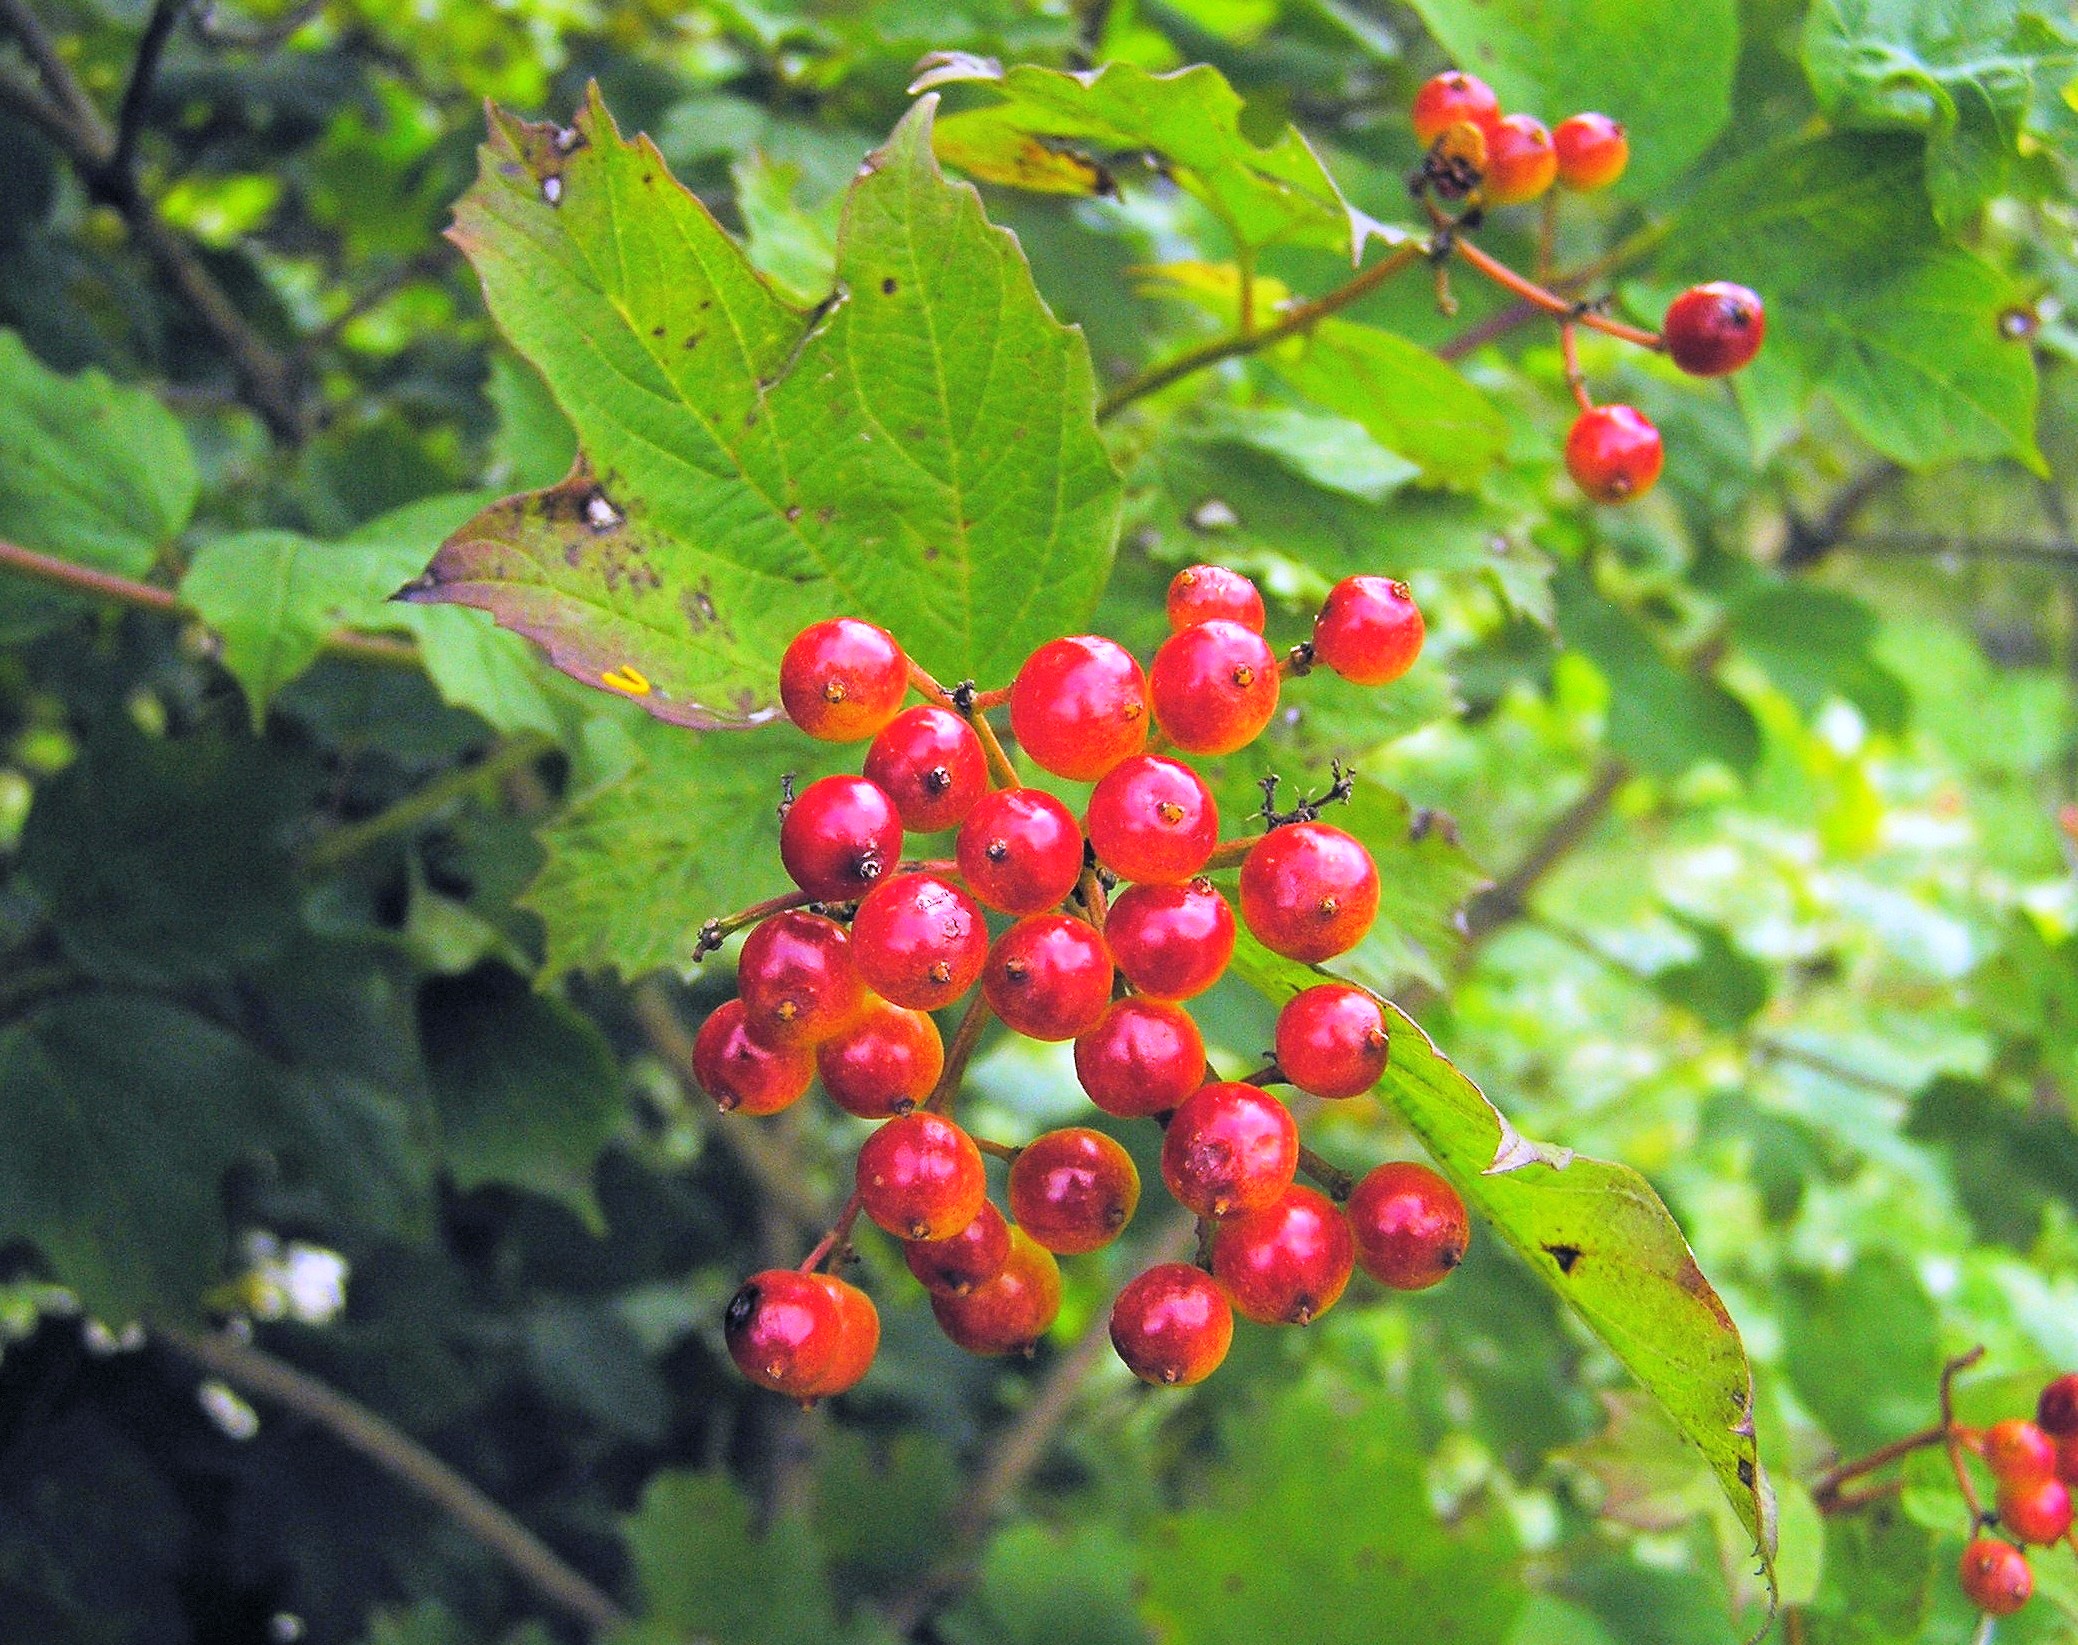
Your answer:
408,89 -> 1120,728
1663,134 -> 2042,473
1275,319 -> 1508,489
918,57 -> 1387,260
1404,0 -> 1739,196
1229,933 -> 1776,1606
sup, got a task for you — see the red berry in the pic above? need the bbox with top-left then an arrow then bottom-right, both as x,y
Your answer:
956,787 -> 1085,915
1008,636 -> 1148,781
855,1111 -> 987,1241
1564,404 -> 1663,504
1663,282 -> 1765,377
1106,878 -> 1236,1000
903,1201 -> 1012,1297
780,618 -> 908,742
802,1273 -> 880,1399
692,998 -> 815,1115
1009,1127 -> 1142,1254
1167,565 -> 1265,633
1211,1185 -> 1355,1326
1999,1476 -> 2073,1545
1149,621 -> 1280,756
779,775 -> 903,902
1348,1162 -> 1468,1290
1959,1538 -> 2031,1615
1161,1082 -> 1299,1219
724,1268 -> 843,1395
1238,822 -> 1379,964
849,872 -> 987,1012
1985,1419 -> 2059,1486
1552,113 -> 1628,192
1275,983 -> 1390,1099
1110,1263 -> 1233,1387
864,706 -> 988,834
1085,755 -> 1219,885
2055,1431 -> 2078,1487
983,914 -> 1114,1041
1074,998 -> 1206,1117
1311,576 -> 1424,686
816,998 -> 944,1118
1411,71 -> 1500,146
1484,113 -> 1556,205
737,911 -> 865,1049
2039,1373 -> 2078,1436
931,1228 -> 1062,1356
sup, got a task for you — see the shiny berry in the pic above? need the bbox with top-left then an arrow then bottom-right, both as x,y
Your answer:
1999,1476 -> 2073,1545
1275,983 -> 1390,1099
1238,822 -> 1379,964
849,872 -> 987,1012
855,1111 -> 987,1241
1009,1127 -> 1142,1254
737,911 -> 865,1049
1484,113 -> 1557,205
1663,282 -> 1765,377
1150,620 -> 1279,756
956,787 -> 1085,915
780,618 -> 908,741
1110,1263 -> 1233,1387
724,1269 -> 843,1396
1008,636 -> 1148,780
779,775 -> 903,901
864,706 -> 988,833
692,998 -> 815,1115
1565,405 -> 1662,504
2055,1431 -> 2078,1487
1106,878 -> 1236,1000
1162,1082 -> 1299,1219
903,1201 -> 1012,1297
1085,755 -> 1219,885
1553,113 -> 1628,192
982,914 -> 1114,1041
1411,70 -> 1500,146
1074,998 -> 1207,1117
1349,1162 -> 1468,1290
1311,576 -> 1424,686
1985,1419 -> 2059,1486
931,1228 -> 1062,1355
1167,565 -> 1265,633
2040,1373 -> 2078,1435
816,998 -> 944,1118
1959,1538 -> 2031,1616
803,1273 -> 880,1399
1211,1185 -> 1355,1326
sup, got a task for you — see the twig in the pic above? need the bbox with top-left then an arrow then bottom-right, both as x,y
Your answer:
1461,758 -> 1629,943
1829,532 -> 2078,567
156,1326 -> 629,1634
923,992 -> 995,1113
797,1189 -> 865,1273
192,0 -> 326,49
0,0 -> 110,143
302,733 -> 555,870
1778,463 -> 1903,571
1942,1346 -> 1989,1522
110,0 -> 186,180
1449,237 -> 1661,349
1811,1424 -> 1947,1514
1296,1143 -> 1355,1201
296,248 -> 452,363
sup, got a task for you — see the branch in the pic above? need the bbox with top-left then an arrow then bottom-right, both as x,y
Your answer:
156,1326 -> 630,1634
110,0 -> 184,180
1829,531 -> 2078,568
302,732 -> 556,871
1461,758 -> 1629,944
0,0 -> 112,148
1778,463 -> 1903,570
0,62 -> 83,150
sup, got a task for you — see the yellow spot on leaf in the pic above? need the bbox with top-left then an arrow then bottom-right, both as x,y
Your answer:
600,665 -> 652,696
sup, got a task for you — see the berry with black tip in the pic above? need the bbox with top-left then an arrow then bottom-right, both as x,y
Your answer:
1565,404 -> 1663,504
725,1269 -> 844,1396
1110,1264 -> 1234,1387
865,705 -> 988,833
2037,1372 -> 2078,1435
1348,1161 -> 1469,1291
780,618 -> 909,742
1211,1185 -> 1356,1326
982,914 -> 1114,1041
903,1201 -> 1012,1297
1150,620 -> 1280,755
931,1228 -> 1062,1355
779,774 -> 903,901
1161,1082 -> 1299,1219
956,787 -> 1085,915
855,1111 -> 987,1241
737,911 -> 865,1049
816,998 -> 944,1118
1312,576 -> 1424,686
1009,1127 -> 1142,1254
1275,983 -> 1390,1099
693,998 -> 816,1114
1238,821 -> 1380,963
1412,70 -> 1500,145
1663,282 -> 1765,377
1008,635 -> 1149,780
1085,754 -> 1219,885
849,872 -> 987,1012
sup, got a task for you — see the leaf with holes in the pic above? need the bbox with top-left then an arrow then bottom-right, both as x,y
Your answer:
403,90 -> 1120,727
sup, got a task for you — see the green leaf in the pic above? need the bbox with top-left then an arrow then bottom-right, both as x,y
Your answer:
487,351 -> 580,491
1272,319 -> 1508,489
917,57 -> 1392,259
1139,1376 -> 1523,1644
940,1522 -> 1152,1645
1228,937 -> 1776,1606
1663,134 -> 2043,473
1782,1253 -> 1942,1454
1802,0 -> 2078,229
617,1471 -> 838,1645
420,965 -> 623,1224
522,716 -> 842,979
1730,585 -> 1909,736
733,153 -> 840,304
1402,0 -> 1739,194
407,91 -> 1120,726
1646,915 -> 1772,1033
0,328 -> 198,637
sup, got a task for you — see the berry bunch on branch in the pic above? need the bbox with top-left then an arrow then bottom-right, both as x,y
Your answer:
698,568 -> 1473,1399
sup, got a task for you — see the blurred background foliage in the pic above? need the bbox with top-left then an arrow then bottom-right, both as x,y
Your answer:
0,0 -> 2075,1642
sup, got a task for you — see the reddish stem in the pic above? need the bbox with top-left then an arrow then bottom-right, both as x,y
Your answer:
1450,237 -> 1662,350
1559,321 -> 1595,414
1202,836 -> 1261,872
923,991 -> 995,1115
1297,1144 -> 1356,1202
973,1136 -> 1022,1163
798,1189 -> 864,1273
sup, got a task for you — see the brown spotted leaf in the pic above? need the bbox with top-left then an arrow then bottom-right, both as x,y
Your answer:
1229,930 -> 1776,1608
404,88 -> 1120,726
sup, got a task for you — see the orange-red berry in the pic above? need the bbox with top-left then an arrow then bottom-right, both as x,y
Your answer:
1009,1127 -> 1141,1254
1110,1263 -> 1233,1386
931,1228 -> 1062,1355
1008,635 -> 1149,780
1565,404 -> 1663,504
856,1111 -> 987,1241
1484,113 -> 1557,205
1348,1162 -> 1468,1290
780,618 -> 909,742
1411,71 -> 1500,146
1552,113 -> 1627,191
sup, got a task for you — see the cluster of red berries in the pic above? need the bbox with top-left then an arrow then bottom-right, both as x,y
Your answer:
1411,70 -> 1767,507
702,566 -> 1473,1400
1956,1372 -> 2078,1617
